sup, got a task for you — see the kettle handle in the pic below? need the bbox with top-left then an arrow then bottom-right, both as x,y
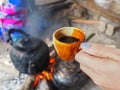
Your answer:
6,29 -> 29,45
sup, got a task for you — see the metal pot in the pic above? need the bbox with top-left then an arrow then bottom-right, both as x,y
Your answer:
7,29 -> 50,75
52,59 -> 89,90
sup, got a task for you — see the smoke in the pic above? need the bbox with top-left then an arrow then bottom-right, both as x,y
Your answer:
24,1 -> 54,38
24,0 -> 73,39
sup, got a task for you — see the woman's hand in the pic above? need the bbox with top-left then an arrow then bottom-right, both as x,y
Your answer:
75,43 -> 120,90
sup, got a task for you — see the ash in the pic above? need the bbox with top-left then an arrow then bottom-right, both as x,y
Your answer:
0,72 -> 27,90
0,41 -> 28,90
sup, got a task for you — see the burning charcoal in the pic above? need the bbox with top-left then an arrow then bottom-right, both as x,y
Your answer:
33,58 -> 56,87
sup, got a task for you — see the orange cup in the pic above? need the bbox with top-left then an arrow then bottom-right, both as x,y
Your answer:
53,27 -> 85,61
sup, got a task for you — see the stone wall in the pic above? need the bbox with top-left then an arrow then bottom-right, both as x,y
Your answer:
73,0 -> 120,36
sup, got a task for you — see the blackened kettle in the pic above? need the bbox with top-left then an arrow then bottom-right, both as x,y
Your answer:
7,29 -> 50,75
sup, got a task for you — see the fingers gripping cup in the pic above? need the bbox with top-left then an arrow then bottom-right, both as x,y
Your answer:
53,27 -> 85,61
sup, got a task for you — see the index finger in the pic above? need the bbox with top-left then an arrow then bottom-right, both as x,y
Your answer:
81,43 -> 120,61
75,51 -> 117,73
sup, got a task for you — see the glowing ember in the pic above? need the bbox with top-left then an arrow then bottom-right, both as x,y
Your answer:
34,57 -> 56,87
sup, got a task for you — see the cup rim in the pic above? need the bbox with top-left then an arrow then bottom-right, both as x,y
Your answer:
53,27 -> 85,45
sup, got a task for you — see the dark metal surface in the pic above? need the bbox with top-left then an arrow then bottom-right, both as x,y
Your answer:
8,29 -> 50,75
52,58 -> 89,90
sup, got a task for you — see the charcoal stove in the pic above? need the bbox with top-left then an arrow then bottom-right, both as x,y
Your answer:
14,26 -> 89,90
7,28 -> 88,90
34,57 -> 89,90
52,58 -> 89,90
34,27 -> 89,90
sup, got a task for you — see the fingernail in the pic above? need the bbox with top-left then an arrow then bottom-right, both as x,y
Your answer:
81,43 -> 90,50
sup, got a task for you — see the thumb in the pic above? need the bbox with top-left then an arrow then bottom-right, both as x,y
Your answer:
80,43 -> 120,60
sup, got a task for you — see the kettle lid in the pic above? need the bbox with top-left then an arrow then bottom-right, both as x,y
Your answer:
6,29 -> 42,52
15,37 -> 42,52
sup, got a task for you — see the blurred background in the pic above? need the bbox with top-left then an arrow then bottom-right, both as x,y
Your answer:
0,0 -> 120,90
